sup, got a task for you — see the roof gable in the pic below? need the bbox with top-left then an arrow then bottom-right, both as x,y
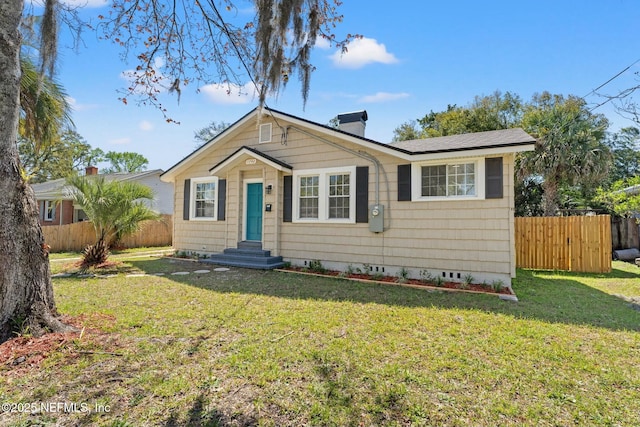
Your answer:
160,107 -> 537,181
209,146 -> 293,175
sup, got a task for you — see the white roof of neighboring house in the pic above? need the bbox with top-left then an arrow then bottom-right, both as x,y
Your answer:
31,169 -> 165,199
621,184 -> 640,196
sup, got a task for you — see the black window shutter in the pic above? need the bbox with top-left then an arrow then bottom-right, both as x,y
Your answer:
397,164 -> 412,201
485,157 -> 503,199
183,179 -> 191,220
356,166 -> 369,223
283,175 -> 292,222
217,179 -> 226,220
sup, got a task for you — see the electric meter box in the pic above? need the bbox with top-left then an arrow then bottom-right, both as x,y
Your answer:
369,204 -> 384,233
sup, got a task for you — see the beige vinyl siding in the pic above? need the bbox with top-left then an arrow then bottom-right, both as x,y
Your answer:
172,115 -> 517,285
279,153 -> 516,285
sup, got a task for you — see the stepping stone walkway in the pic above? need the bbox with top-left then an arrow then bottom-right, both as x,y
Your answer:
193,270 -> 211,274
52,273 -> 72,278
171,271 -> 190,276
214,267 -> 230,272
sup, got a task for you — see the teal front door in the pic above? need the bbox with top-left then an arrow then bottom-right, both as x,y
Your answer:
246,183 -> 263,241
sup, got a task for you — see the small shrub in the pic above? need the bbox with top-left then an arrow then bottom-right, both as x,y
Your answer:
345,264 -> 356,275
491,280 -> 505,292
397,267 -> 410,284
308,260 -> 326,273
420,269 -> 434,283
11,315 -> 31,338
282,261 -> 291,269
372,272 -> 384,280
434,276 -> 444,287
357,263 -> 371,276
459,273 -> 474,290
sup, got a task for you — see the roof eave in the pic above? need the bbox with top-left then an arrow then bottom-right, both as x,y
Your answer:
409,142 -> 535,162
209,146 -> 293,175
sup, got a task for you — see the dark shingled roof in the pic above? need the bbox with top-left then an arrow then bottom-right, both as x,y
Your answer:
209,146 -> 293,173
389,128 -> 536,154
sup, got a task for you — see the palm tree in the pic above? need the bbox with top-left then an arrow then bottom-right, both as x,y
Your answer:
66,176 -> 160,267
19,56 -> 73,157
519,93 -> 612,216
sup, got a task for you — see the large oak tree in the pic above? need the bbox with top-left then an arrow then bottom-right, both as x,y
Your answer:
0,0 -> 351,343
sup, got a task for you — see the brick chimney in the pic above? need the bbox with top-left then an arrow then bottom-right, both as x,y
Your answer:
85,166 -> 98,176
337,110 -> 368,137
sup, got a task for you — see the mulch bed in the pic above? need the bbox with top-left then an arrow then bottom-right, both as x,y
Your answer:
0,314 -> 120,378
279,266 -> 514,296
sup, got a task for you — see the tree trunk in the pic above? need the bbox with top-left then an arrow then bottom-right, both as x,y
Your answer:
0,0 -> 73,344
541,177 -> 559,217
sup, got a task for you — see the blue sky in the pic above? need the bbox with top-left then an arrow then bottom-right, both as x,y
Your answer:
52,0 -> 640,171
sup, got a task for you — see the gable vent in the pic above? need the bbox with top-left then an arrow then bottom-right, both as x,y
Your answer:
259,123 -> 272,144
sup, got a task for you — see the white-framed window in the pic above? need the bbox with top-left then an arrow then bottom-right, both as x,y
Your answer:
412,159 -> 484,201
299,175 -> 319,218
190,177 -> 218,220
328,173 -> 351,219
44,200 -> 55,221
293,166 -> 356,223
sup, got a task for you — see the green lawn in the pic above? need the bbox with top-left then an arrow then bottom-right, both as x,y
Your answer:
48,246 -> 174,262
1,258 -> 639,426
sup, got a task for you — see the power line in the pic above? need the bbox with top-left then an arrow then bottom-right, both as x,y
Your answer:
583,58 -> 640,112
543,58 -> 640,137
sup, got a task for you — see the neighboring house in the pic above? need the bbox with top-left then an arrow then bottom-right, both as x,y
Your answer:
32,167 -> 175,226
160,107 -> 536,287
621,184 -> 640,197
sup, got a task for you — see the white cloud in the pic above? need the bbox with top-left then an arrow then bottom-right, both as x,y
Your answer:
66,96 -> 100,112
200,82 -> 258,105
330,37 -> 398,69
61,0 -> 108,7
139,120 -> 154,131
359,92 -> 410,103
109,137 -> 131,145
315,36 -> 331,50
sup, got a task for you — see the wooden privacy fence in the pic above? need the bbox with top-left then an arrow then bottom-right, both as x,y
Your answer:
515,215 -> 612,273
43,215 -> 172,252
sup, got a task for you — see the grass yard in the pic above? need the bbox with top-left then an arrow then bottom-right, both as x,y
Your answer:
48,246 -> 174,262
1,257 -> 640,426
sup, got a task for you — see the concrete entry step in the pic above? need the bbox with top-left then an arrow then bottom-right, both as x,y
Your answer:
204,242 -> 285,270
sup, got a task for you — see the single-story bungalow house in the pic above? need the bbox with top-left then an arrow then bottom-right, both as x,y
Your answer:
160,107 -> 535,287
32,167 -> 174,226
